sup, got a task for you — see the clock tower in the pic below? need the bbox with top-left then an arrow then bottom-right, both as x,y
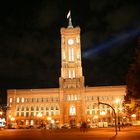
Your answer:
59,11 -> 86,126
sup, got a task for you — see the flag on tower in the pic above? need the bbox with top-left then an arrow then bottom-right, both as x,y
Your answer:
67,11 -> 71,19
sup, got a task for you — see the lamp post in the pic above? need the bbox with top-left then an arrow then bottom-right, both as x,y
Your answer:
115,99 -> 121,131
98,97 -> 118,135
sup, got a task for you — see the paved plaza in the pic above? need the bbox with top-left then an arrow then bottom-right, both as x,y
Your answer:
0,126 -> 140,140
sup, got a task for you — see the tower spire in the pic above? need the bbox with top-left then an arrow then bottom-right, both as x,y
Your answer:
67,10 -> 73,28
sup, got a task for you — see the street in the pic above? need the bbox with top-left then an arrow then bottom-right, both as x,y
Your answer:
0,126 -> 140,140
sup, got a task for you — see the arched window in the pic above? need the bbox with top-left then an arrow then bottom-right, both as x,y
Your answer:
16,106 -> 20,111
56,105 -> 59,110
21,106 -> 24,111
17,97 -> 20,103
31,106 -> 34,111
69,105 -> 76,115
26,106 -> 29,111
21,97 -> 24,103
51,106 -> 54,110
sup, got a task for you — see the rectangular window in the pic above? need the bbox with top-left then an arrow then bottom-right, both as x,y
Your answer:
46,112 -> 49,116
9,98 -> 12,103
63,50 -> 66,60
17,97 -> 20,103
70,106 -> 76,115
21,98 -> 24,103
26,120 -> 29,126
55,111 -> 59,115
26,112 -> 29,117
72,70 -> 75,78
68,70 -> 71,78
21,112 -> 24,117
71,48 -> 74,61
31,112 -> 34,117
16,112 -> 19,117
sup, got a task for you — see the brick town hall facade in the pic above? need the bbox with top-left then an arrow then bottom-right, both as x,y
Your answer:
7,13 -> 126,128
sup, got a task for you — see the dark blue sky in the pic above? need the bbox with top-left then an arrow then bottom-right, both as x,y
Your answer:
0,0 -> 140,90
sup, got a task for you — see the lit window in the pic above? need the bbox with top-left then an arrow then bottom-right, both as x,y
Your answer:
67,95 -> 70,101
69,106 -> 76,115
17,98 -> 20,103
10,98 -> 12,103
68,48 -> 74,61
74,95 -> 77,100
21,98 -> 24,103
71,48 -> 74,61
26,120 -> 29,125
72,70 -> 75,78
68,48 -> 71,61
71,95 -> 74,101
68,70 -> 71,78
63,50 -> 66,60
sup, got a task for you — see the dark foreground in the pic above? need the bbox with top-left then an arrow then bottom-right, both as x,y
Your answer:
0,126 -> 140,140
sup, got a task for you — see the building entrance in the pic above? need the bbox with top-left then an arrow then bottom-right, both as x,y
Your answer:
70,119 -> 76,128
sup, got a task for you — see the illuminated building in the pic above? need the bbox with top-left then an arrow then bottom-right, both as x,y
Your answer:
6,12 -> 126,128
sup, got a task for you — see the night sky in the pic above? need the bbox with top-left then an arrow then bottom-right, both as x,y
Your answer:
0,0 -> 140,95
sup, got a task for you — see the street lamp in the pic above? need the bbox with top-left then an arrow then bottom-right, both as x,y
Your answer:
11,117 -> 15,121
131,114 -> 136,124
0,111 -> 3,115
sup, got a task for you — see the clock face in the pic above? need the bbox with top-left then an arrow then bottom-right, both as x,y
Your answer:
68,39 -> 74,45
